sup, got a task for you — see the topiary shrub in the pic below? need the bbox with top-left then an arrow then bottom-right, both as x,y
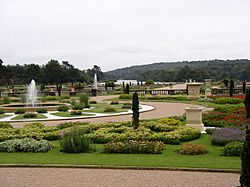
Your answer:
36,108 -> 48,113
15,108 -> 26,114
57,105 -> 69,112
71,110 -> 82,115
103,140 -> 164,154
0,138 -> 53,152
23,112 -> 37,118
104,106 -> 117,112
0,122 -> 12,129
179,143 -> 208,155
132,92 -> 139,129
222,141 -> 244,156
60,126 -> 94,153
229,80 -> 234,97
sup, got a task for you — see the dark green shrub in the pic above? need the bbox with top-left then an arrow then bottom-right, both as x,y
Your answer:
71,110 -> 82,115
71,104 -> 84,110
104,106 -> 116,112
36,108 -> 48,113
24,122 -> 45,129
15,108 -> 26,114
103,140 -> 164,154
0,122 -> 12,129
79,93 -> 89,108
56,122 -> 89,130
179,143 -> 208,155
132,92 -> 139,129
44,96 -> 58,101
0,138 -> 53,152
89,100 -> 97,104
222,141 -> 243,156
57,105 -> 69,112
23,112 -> 37,118
0,108 -> 4,114
60,126 -> 94,153
229,80 -> 234,97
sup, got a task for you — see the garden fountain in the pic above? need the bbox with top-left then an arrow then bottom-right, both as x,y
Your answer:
91,73 -> 98,96
26,79 -> 37,107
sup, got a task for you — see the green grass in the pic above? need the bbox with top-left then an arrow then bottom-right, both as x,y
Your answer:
0,114 -> 10,119
52,112 -> 95,117
0,134 -> 240,169
87,103 -> 128,113
11,114 -> 47,120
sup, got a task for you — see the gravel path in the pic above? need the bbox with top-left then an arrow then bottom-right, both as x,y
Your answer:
0,167 -> 240,187
10,96 -> 210,128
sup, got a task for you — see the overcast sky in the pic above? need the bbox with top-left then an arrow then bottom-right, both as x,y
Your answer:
1,0 -> 250,71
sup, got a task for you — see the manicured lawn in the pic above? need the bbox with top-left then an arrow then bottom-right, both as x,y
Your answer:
52,112 -> 95,117
11,114 -> 47,120
0,114 -> 10,119
87,103 -> 128,113
0,134 -> 240,170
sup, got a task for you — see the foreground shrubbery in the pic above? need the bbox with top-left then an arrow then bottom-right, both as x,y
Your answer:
211,128 -> 245,146
104,140 -> 164,154
222,141 -> 244,156
179,143 -> 208,155
0,118 -> 200,145
0,122 -> 12,129
60,126 -> 94,153
0,138 -> 53,152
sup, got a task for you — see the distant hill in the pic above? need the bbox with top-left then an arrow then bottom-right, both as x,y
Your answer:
105,59 -> 250,82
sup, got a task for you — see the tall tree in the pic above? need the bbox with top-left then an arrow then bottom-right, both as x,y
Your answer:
132,92 -> 139,129
43,60 -> 63,84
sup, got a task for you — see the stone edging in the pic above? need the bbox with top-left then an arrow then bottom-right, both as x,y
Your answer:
0,164 -> 240,174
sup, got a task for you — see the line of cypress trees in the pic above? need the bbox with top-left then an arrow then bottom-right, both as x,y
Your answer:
243,80 -> 246,94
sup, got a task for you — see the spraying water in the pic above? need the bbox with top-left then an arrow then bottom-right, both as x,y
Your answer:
93,73 -> 98,90
26,79 -> 37,107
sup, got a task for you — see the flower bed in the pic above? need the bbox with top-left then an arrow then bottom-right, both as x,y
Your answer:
0,118 -> 201,145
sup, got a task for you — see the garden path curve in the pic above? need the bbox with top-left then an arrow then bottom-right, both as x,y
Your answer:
10,95 -> 211,128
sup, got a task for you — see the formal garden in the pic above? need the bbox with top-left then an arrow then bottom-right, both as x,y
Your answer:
0,78 -> 250,186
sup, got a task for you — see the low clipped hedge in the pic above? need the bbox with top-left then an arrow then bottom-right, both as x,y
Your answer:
57,105 -> 69,112
0,138 -> 53,152
71,110 -> 82,115
23,112 -> 37,118
15,108 -> 26,114
36,108 -> 48,113
104,140 -> 164,154
104,106 -> 117,112
221,141 -> 244,156
214,97 -> 243,104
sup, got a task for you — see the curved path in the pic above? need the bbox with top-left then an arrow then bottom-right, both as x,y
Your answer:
9,95 -> 210,128
0,167 -> 240,187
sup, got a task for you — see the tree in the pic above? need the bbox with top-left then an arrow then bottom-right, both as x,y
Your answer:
145,80 -> 154,86
243,80 -> 246,94
229,80 -> 234,97
124,84 -> 130,94
132,92 -> 139,129
245,88 -> 250,119
43,60 -> 63,84
223,78 -> 229,87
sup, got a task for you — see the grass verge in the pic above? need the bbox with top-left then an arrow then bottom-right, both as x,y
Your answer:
0,134 -> 240,170
11,114 -> 47,120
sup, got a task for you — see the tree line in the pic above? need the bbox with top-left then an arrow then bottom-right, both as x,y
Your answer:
0,59 -> 104,85
106,59 -> 250,82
